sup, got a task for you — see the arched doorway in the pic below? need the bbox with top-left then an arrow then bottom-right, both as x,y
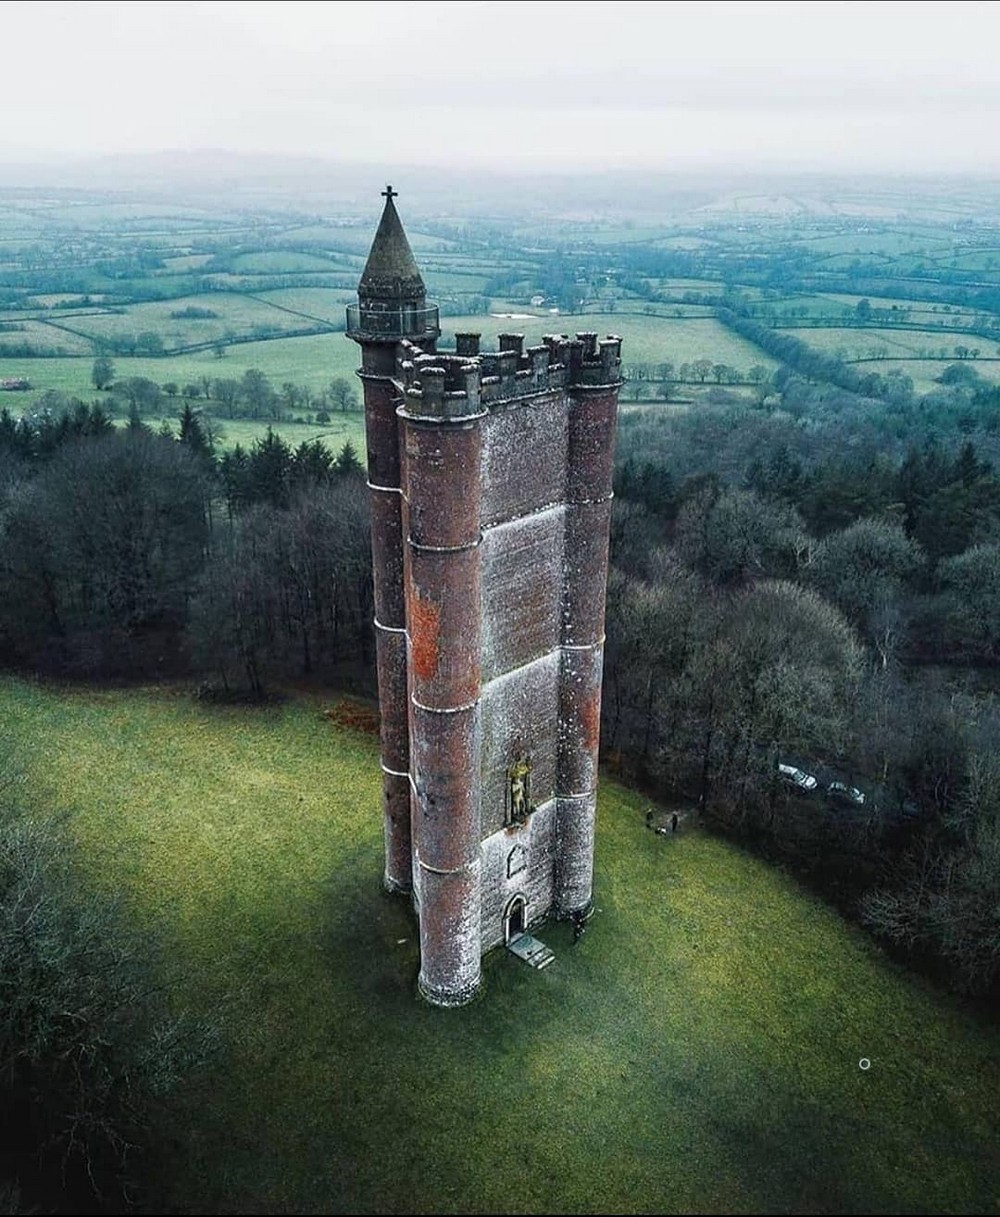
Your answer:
503,894 -> 527,944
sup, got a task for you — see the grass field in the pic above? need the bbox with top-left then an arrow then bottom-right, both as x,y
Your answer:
208,415 -> 366,454
3,679 -> 996,1215
0,312 -> 777,412
0,331 -> 360,404
442,313 -> 779,373
849,357 -> 1000,394
45,292 -> 325,348
786,325 -> 1000,365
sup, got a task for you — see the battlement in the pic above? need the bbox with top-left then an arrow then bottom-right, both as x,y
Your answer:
397,331 -> 623,419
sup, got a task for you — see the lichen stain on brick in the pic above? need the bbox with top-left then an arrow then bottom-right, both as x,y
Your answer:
410,592 -> 440,681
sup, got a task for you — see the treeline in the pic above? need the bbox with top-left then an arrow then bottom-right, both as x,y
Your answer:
604,376 -> 1000,998
88,360 -> 360,423
0,404 -> 372,691
718,306 -> 919,403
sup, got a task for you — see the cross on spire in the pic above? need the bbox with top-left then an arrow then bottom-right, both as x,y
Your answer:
382,184 -> 397,201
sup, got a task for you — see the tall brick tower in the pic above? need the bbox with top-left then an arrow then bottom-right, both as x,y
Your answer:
347,190 -> 622,1006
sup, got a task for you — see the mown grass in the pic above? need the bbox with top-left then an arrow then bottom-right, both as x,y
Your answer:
2,678 -> 996,1215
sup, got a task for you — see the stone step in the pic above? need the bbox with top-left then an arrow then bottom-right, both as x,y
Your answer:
507,933 -> 556,969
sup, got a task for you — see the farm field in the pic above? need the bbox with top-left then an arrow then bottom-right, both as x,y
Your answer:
784,324 -> 1000,368
4,679 -> 997,1215
28,291 -> 330,348
0,308 -> 777,414
850,356 -> 1000,394
0,331 -> 361,404
443,312 -> 779,373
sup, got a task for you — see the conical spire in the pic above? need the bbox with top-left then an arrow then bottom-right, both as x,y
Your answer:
358,186 -> 425,302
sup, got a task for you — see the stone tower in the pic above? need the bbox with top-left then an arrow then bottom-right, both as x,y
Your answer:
347,189 -> 622,1006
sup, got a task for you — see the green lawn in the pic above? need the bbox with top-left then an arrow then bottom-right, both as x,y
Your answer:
3,679 -> 996,1214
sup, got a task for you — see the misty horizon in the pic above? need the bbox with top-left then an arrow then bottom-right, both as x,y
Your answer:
4,0 -> 1000,177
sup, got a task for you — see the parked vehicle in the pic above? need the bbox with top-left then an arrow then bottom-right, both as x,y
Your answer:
826,781 -> 865,807
778,763 -> 818,792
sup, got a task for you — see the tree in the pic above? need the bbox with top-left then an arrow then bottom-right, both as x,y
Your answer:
334,439 -> 362,476
240,369 -> 278,421
862,730 -> 1000,996
178,403 -> 214,461
247,427 -> 292,508
212,378 -> 241,420
291,438 -> 334,491
329,377 -> 359,412
91,355 -> 114,391
189,481 -> 373,692
0,808 -> 215,1211
684,580 -> 862,825
807,518 -> 922,667
934,543 -> 1000,662
113,376 -> 162,418
280,382 -> 301,418
674,485 -> 808,586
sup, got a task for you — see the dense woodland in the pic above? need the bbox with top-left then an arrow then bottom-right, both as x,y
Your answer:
2,182 -> 1000,1210
608,369 -> 999,1002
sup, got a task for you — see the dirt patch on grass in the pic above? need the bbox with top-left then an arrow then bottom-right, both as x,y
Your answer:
323,697 -> 380,736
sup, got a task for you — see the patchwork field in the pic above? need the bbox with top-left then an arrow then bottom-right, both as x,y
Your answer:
3,679 -> 996,1215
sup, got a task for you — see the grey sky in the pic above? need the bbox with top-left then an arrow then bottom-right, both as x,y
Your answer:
4,0 -> 999,172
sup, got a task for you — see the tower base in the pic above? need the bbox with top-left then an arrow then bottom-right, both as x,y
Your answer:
417,973 -> 481,1008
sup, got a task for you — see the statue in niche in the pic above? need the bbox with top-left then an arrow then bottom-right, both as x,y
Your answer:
508,752 -> 532,825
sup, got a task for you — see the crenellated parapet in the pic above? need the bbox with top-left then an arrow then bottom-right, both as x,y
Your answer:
394,331 -> 623,416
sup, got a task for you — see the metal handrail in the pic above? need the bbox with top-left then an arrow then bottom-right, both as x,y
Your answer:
345,303 -> 440,338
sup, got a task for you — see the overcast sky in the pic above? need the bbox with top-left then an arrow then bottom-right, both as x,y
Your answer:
4,0 -> 999,173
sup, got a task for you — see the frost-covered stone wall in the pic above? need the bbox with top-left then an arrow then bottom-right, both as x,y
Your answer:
480,800 -> 557,953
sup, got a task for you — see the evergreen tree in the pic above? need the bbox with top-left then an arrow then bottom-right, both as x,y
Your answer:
334,439 -> 362,476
